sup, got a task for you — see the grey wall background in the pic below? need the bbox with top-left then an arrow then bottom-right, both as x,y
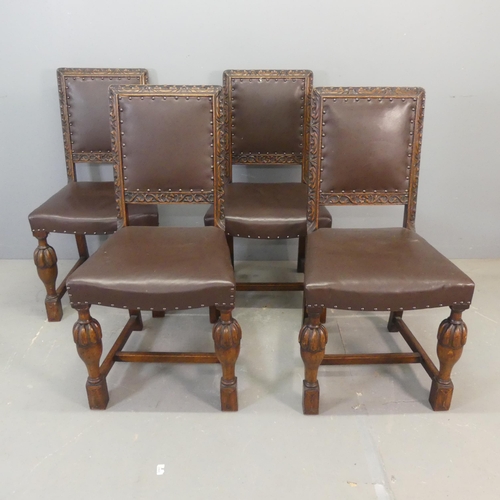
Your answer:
1,0 -> 499,260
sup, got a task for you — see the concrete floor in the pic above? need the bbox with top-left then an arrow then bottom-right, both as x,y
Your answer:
1,259 -> 499,499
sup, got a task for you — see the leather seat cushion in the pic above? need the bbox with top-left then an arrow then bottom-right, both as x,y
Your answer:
305,228 -> 475,311
67,226 -> 235,311
204,202 -> 332,231
29,182 -> 158,234
222,183 -> 332,238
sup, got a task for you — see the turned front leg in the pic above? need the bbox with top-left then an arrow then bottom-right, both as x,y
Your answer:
33,231 -> 62,322
300,307 -> 328,415
212,307 -> 241,411
429,307 -> 468,411
73,306 -> 109,409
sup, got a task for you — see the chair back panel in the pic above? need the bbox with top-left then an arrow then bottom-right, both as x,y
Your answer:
225,70 -> 312,180
57,68 -> 148,180
308,87 -> 425,231
110,85 -> 224,226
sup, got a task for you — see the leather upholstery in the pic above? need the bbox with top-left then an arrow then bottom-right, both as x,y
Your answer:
119,96 -> 214,192
28,182 -> 158,234
305,228 -> 475,311
230,76 -> 306,162
320,98 -> 414,193
67,226 -> 235,311
65,75 -> 143,154
223,183 -> 310,238
203,203 -> 332,230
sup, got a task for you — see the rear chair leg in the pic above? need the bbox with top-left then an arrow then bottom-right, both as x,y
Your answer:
226,234 -> 234,267
73,305 -> 109,409
209,306 -> 220,324
429,307 -> 468,411
300,307 -> 328,415
33,231 -> 62,322
297,236 -> 306,273
387,311 -> 403,332
212,307 -> 241,411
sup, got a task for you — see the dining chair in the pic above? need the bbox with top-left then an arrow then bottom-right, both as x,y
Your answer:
66,84 -> 241,411
299,86 -> 475,414
204,70 -> 332,291
28,68 -> 158,322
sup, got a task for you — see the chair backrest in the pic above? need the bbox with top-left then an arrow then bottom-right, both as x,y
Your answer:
57,68 -> 149,181
307,87 -> 425,231
109,84 -> 225,228
224,69 -> 313,182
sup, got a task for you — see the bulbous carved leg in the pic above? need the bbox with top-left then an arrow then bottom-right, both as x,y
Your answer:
387,311 -> 403,332
212,307 -> 241,411
300,308 -> 328,415
73,306 -> 109,410
33,231 -> 62,322
429,307 -> 468,411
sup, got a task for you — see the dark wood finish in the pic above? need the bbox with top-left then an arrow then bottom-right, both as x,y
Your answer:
300,86 -> 472,413
236,282 -> 303,292
152,311 -> 165,318
307,87 -> 425,232
300,308 -> 328,415
393,315 -> 439,379
31,68 -> 150,322
33,231 -> 62,322
222,70 -> 317,291
429,308 -> 468,411
213,308 -> 241,411
70,86 -> 241,411
209,306 -> 220,324
73,306 -> 109,409
115,352 -> 219,364
322,353 -> 421,365
297,236 -> 306,273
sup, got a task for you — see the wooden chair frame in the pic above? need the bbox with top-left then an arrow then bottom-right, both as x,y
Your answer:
221,69 -> 314,292
301,87 -> 470,414
70,85 -> 241,411
32,68 -> 149,321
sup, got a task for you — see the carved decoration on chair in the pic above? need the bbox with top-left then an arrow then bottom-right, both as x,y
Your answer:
232,152 -> 303,165
57,68 -> 148,182
225,69 -> 312,80
320,192 -> 409,205
307,91 -> 321,232
215,89 -> 227,228
124,191 -> 214,204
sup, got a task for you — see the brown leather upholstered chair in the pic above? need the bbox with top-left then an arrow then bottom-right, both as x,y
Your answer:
300,87 -> 475,414
205,70 -> 332,288
28,68 -> 158,322
66,85 -> 241,411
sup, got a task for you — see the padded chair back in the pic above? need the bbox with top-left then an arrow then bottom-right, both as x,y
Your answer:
225,70 -> 313,182
307,87 -> 425,231
57,68 -> 148,181
109,85 -> 224,227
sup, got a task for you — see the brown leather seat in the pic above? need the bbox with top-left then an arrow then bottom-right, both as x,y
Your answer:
204,198 -> 332,234
207,70 -> 332,281
68,226 -> 234,311
28,68 -> 158,322
299,87 -> 475,415
305,228 -> 474,311
29,182 -> 157,234
67,85 -> 241,412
